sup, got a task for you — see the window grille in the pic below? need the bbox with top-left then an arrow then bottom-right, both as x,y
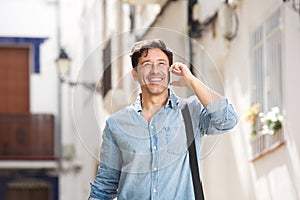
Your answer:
249,8 -> 285,159
250,129 -> 285,160
7,179 -> 50,200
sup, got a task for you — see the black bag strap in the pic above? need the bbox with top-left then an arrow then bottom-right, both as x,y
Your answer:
181,105 -> 205,200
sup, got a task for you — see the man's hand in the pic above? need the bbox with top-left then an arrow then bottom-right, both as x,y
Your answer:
169,62 -> 222,106
169,62 -> 196,88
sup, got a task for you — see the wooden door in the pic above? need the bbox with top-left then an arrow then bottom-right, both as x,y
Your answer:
0,47 -> 30,114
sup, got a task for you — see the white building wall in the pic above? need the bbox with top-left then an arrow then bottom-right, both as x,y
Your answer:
0,0 -> 108,199
281,2 -> 300,198
194,1 -> 253,199
140,0 -> 300,199
87,0 -> 300,199
200,0 -> 300,200
0,0 -> 59,114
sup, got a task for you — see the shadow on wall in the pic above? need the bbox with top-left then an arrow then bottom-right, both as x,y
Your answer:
251,143 -> 299,200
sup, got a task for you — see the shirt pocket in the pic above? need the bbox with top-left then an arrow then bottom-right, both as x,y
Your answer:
165,125 -> 188,156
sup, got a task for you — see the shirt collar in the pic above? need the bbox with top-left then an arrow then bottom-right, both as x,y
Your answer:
133,88 -> 179,113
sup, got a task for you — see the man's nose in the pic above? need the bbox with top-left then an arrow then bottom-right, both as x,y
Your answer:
150,64 -> 160,73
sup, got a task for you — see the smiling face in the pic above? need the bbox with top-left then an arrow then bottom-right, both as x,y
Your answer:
132,48 -> 170,96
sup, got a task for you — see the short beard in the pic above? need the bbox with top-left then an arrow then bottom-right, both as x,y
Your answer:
145,84 -> 168,95
140,71 -> 170,95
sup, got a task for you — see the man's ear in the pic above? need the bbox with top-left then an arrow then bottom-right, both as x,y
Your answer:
131,69 -> 138,81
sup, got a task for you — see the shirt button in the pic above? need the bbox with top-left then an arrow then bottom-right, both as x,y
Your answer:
151,125 -> 154,129
153,189 -> 157,193
153,146 -> 157,150
153,167 -> 158,171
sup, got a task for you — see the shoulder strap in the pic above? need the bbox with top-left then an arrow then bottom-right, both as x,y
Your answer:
181,105 -> 205,200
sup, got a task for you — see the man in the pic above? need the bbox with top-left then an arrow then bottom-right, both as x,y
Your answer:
89,39 -> 238,200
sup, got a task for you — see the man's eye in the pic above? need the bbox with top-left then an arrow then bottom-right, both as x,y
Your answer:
142,63 -> 152,68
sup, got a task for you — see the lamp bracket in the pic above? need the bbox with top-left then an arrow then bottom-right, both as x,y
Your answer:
59,77 -> 98,92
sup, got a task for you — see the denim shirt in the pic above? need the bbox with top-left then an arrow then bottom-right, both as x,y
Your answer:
89,90 -> 238,200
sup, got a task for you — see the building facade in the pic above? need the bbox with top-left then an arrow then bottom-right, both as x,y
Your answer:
0,0 -> 299,199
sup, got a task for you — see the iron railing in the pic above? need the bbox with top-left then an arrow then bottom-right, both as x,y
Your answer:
251,129 -> 285,160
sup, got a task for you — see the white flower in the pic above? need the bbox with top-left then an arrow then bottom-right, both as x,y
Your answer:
271,106 -> 280,114
261,124 -> 269,134
258,106 -> 283,136
269,129 -> 275,135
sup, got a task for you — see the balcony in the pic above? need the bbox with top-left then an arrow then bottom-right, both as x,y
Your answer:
0,114 -> 56,160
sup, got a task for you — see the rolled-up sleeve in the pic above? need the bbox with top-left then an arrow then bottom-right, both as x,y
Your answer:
200,98 -> 239,135
89,121 -> 122,200
89,163 -> 121,200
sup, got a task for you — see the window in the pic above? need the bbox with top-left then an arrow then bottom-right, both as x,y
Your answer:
7,179 -> 50,200
249,8 -> 285,160
0,176 -> 59,200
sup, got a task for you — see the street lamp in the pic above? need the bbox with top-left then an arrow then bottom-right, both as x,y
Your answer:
56,48 -> 71,79
55,48 -> 97,91
55,47 -> 98,168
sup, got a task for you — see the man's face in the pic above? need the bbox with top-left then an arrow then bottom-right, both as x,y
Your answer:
132,48 -> 170,95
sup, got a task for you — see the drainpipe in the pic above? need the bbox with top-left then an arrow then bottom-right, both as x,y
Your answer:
116,0 -> 123,88
56,0 -> 63,170
102,0 -> 107,40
